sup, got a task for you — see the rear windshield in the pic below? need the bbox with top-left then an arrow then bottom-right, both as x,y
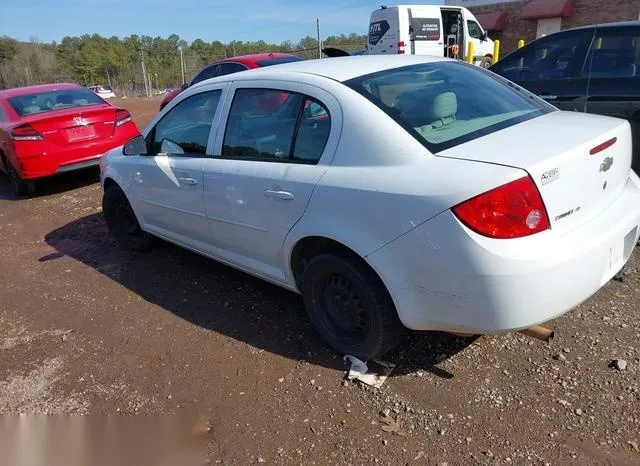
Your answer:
255,56 -> 304,67
344,61 -> 555,153
8,88 -> 105,116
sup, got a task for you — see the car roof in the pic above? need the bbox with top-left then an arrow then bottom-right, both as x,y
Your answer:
0,83 -> 81,99
216,52 -> 302,66
558,20 -> 640,33
234,55 -> 450,83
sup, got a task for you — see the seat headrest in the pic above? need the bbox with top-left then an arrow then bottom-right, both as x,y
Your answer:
431,92 -> 457,121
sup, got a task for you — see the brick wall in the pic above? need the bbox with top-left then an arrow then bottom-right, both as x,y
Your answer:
468,0 -> 640,56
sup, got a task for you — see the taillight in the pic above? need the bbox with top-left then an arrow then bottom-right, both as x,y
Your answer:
589,137 -> 616,155
115,109 -> 132,127
10,123 -> 43,141
452,176 -> 550,239
398,41 -> 406,54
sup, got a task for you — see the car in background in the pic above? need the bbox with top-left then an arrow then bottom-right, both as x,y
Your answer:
89,85 -> 116,99
0,83 -> 140,195
159,52 -> 304,110
322,47 -> 367,57
101,56 -> 640,360
489,21 -> 640,173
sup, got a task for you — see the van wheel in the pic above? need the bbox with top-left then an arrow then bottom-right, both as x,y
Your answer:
1,154 -> 33,196
301,253 -> 404,360
102,185 -> 152,251
480,56 -> 493,68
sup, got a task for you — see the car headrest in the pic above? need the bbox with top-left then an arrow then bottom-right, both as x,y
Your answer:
431,92 -> 457,121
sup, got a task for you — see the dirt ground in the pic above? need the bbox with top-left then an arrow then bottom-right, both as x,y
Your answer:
1,97 -> 639,465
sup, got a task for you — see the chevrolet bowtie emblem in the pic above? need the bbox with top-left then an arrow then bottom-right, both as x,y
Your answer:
599,156 -> 613,173
74,116 -> 89,126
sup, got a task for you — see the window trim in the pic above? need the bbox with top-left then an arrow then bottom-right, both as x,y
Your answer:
218,87 -> 331,165
145,89 -> 223,158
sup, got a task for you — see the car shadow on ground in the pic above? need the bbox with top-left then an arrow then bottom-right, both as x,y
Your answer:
44,213 -> 477,377
0,168 -> 100,200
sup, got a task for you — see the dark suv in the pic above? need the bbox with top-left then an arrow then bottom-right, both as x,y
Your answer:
489,21 -> 640,173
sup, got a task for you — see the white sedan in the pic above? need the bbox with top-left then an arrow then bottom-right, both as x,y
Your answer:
100,55 -> 640,360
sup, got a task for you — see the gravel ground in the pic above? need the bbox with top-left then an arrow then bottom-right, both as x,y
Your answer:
0,97 -> 639,464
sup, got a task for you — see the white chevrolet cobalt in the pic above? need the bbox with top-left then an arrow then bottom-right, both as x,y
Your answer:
100,56 -> 640,360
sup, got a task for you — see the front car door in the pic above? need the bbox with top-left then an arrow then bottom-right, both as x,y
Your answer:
202,81 -> 341,284
489,30 -> 592,112
124,87 -> 227,250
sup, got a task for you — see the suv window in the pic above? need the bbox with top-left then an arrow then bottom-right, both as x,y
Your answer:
222,88 -> 331,164
191,64 -> 219,85
467,21 -> 483,40
218,63 -> 248,76
492,32 -> 584,81
150,90 -> 221,156
582,30 -> 640,78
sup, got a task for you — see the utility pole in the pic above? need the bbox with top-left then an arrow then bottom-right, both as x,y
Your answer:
105,68 -> 112,88
232,40 -> 236,56
179,46 -> 185,85
141,48 -> 149,97
155,72 -> 159,91
317,18 -> 321,59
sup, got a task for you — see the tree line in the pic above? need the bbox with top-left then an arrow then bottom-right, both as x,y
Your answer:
0,33 -> 367,94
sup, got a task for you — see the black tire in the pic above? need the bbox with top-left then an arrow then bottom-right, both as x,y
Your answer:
301,253 -> 404,360
102,185 -> 152,251
480,56 -> 493,68
1,154 -> 34,196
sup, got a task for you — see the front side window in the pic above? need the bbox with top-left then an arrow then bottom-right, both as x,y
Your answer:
222,88 -> 331,164
582,31 -> 640,78
191,65 -> 219,85
150,90 -> 221,156
467,20 -> 483,39
345,61 -> 554,153
491,32 -> 585,81
7,88 -> 104,116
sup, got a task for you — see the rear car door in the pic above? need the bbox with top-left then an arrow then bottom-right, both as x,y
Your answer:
202,82 -> 340,283
408,9 -> 444,56
125,88 -> 226,250
490,30 -> 592,111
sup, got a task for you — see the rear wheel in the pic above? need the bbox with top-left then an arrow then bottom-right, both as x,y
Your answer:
480,56 -> 493,68
102,185 -> 152,251
301,253 -> 404,360
1,154 -> 33,196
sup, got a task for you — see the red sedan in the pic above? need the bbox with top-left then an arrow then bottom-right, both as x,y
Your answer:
0,83 -> 140,194
159,52 -> 304,110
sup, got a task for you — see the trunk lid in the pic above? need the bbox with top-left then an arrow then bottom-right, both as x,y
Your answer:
438,111 -> 633,234
24,105 -> 117,145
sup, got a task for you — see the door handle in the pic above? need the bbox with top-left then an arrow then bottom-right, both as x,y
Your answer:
178,177 -> 198,186
540,95 -> 558,100
264,189 -> 294,200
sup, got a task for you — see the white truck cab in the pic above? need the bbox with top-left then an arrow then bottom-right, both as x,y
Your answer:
368,5 -> 495,67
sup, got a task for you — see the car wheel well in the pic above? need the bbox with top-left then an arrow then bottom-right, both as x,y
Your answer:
103,177 -> 119,191
291,236 -> 374,289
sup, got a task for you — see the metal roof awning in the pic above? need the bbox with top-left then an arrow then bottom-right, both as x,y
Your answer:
476,11 -> 509,31
520,0 -> 574,20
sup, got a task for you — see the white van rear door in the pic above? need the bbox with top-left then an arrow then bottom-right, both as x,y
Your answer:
368,7 -> 399,54
407,8 -> 444,57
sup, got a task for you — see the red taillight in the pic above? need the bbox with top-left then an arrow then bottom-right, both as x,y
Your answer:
10,123 -> 43,141
115,109 -> 132,127
452,176 -> 550,239
589,137 -> 616,155
398,41 -> 406,54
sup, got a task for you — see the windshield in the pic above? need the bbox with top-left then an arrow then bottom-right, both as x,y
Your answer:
8,88 -> 105,116
255,56 -> 304,67
344,61 -> 555,153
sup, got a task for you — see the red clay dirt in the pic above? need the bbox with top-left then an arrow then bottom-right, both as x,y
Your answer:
1,97 -> 639,464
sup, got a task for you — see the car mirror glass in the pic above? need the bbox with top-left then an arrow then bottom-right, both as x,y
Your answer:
160,138 -> 185,155
123,135 -> 148,156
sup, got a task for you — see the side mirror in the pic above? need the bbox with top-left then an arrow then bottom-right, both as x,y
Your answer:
123,135 -> 148,156
481,31 -> 488,41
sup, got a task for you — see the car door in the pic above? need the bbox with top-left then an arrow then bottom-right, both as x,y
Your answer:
125,88 -> 226,251
202,82 -> 341,283
408,10 -> 444,56
490,30 -> 592,111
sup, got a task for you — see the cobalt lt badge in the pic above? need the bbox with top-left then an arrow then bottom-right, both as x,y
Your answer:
599,156 -> 613,173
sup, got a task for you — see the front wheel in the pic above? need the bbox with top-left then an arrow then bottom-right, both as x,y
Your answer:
102,185 -> 152,251
302,253 -> 404,360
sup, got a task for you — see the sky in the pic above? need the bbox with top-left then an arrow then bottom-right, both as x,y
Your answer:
0,0 -> 443,45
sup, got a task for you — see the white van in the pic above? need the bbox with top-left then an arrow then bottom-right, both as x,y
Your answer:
368,5 -> 495,67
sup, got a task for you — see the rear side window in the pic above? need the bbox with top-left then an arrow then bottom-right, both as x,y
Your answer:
218,63 -> 248,76
150,90 -> 221,156
191,64 -> 219,85
345,61 -> 554,153
7,89 -> 104,116
581,30 -> 640,78
222,88 -> 330,164
491,32 -> 585,81
254,56 -> 304,67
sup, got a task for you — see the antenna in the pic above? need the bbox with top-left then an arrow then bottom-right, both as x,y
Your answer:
583,10 -> 602,113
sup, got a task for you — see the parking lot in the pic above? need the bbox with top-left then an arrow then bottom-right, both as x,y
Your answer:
1,97 -> 639,464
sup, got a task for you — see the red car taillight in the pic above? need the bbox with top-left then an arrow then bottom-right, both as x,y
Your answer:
10,123 -> 43,141
115,109 -> 132,127
452,176 -> 550,239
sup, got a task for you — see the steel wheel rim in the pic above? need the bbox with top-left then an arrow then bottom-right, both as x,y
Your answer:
320,273 -> 370,339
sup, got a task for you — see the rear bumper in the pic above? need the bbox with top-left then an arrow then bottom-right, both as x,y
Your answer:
368,173 -> 640,333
